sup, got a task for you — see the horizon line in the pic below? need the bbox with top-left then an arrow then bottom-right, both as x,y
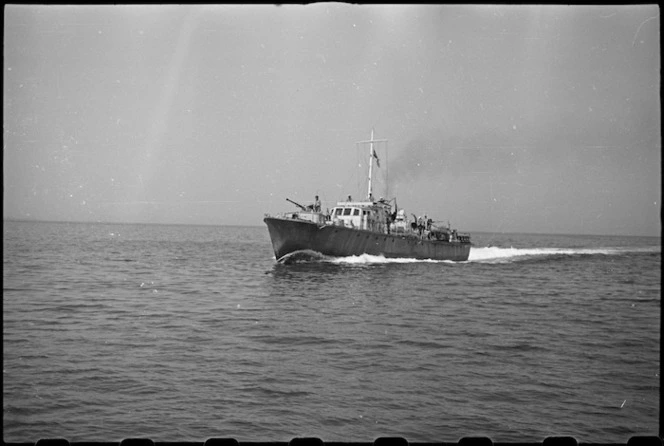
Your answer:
3,217 -> 661,239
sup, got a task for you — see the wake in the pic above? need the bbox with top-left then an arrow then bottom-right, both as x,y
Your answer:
322,246 -> 660,265
469,245 -> 659,264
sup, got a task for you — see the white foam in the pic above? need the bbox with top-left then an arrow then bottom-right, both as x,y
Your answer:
325,245 -> 659,265
328,253 -> 441,264
468,245 -> 659,263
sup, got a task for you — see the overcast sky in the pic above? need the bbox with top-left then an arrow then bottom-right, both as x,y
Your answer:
3,4 -> 661,236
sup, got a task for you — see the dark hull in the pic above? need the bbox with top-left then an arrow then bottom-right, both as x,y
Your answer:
264,217 -> 471,262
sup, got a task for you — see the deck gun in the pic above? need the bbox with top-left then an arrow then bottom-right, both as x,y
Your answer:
286,198 -> 310,211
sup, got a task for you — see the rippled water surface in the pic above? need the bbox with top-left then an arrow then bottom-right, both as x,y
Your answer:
3,221 -> 660,442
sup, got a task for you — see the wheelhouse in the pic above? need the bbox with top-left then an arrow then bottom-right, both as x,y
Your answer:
330,201 -> 390,232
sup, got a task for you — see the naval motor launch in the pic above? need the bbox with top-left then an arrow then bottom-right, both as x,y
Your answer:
263,131 -> 471,262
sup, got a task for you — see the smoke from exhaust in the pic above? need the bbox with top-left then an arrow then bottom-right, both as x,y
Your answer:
389,127 -> 522,187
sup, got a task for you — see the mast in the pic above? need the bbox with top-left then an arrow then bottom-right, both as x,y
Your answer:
356,130 -> 387,202
367,128 -> 374,200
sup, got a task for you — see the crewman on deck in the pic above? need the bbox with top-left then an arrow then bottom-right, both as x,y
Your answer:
314,195 -> 321,212
385,209 -> 392,234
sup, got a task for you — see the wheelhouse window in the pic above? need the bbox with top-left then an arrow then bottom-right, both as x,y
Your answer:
343,208 -> 352,216
353,209 -> 360,216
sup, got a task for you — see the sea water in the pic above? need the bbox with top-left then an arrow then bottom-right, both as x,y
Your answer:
2,221 -> 660,442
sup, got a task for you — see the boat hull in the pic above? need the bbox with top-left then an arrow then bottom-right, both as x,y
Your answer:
264,217 -> 471,262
